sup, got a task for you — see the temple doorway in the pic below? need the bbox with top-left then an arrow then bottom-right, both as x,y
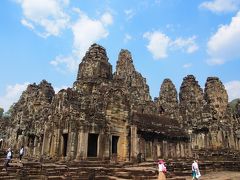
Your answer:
112,135 -> 119,154
62,133 -> 68,157
87,133 -> 99,157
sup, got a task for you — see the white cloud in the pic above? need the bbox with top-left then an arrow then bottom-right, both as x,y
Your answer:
143,31 -> 198,60
54,85 -> 69,93
51,10 -> 113,72
124,9 -> 135,20
50,55 -> 79,73
143,31 -> 170,59
0,82 -> 29,112
72,11 -> 112,62
17,0 -> 70,37
207,11 -> 240,65
199,0 -> 240,13
124,34 -> 132,43
21,18 -> 34,29
171,36 -> 199,54
101,12 -> 113,25
183,63 -> 192,68
224,81 -> 240,101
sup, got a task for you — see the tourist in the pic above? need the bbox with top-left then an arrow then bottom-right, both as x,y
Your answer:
4,148 -> 12,170
158,159 -> 167,180
192,160 -> 201,179
19,145 -> 24,162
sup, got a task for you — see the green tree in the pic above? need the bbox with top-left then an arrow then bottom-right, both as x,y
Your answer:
0,107 -> 3,117
3,103 -> 15,117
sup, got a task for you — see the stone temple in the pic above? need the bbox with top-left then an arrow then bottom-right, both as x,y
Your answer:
2,43 -> 240,163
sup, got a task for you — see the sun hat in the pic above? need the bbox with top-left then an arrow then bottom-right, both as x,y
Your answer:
158,159 -> 165,164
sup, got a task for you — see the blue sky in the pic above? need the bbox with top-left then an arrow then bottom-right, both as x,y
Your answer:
1,0 -> 240,111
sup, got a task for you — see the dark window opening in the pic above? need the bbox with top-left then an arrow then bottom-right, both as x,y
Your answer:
87,133 -> 98,157
112,136 -> 119,154
62,133 -> 68,157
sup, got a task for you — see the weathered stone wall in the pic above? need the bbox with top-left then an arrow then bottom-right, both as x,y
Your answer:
6,80 -> 54,157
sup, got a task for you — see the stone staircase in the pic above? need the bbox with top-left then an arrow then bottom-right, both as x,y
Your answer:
1,150 -> 240,179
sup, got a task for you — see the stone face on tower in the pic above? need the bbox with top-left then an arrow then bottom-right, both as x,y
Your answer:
76,43 -> 112,81
204,77 -> 228,121
113,49 -> 153,114
156,78 -> 179,120
179,75 -> 205,127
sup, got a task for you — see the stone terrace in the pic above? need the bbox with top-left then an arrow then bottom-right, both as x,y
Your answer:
1,150 -> 240,180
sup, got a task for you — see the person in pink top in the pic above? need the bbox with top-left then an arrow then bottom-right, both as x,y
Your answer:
158,159 -> 167,180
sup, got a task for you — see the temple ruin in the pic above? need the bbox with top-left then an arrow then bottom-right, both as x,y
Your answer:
2,43 -> 240,163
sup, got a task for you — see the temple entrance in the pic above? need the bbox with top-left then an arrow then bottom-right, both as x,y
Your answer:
87,133 -> 99,157
28,134 -> 35,148
62,133 -> 68,157
112,136 -> 119,154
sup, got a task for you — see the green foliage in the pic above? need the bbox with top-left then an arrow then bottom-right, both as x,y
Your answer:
229,98 -> 240,113
0,107 -> 3,117
3,103 -> 15,117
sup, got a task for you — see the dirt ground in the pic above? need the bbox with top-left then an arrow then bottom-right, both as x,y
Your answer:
183,171 -> 240,180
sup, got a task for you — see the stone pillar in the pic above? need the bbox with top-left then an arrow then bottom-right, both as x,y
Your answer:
153,139 -> 158,161
157,143 -> 161,157
163,141 -> 168,158
67,130 -> 76,160
76,129 -> 88,160
42,130 -> 51,156
98,133 -> 104,159
176,142 -> 181,158
52,128 -> 61,157
103,134 -> 110,159
121,131 -> 129,161
33,137 -> 39,157
180,143 -> 185,157
229,130 -> 235,149
130,125 -> 138,160
217,131 -> 223,148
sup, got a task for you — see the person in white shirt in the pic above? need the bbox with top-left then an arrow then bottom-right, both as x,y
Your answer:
158,159 -> 167,180
192,160 -> 201,179
19,145 -> 24,162
4,148 -> 12,169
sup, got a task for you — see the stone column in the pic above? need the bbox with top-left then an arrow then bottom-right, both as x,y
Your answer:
98,133 -> 104,159
67,130 -> 77,160
163,141 -> 168,158
229,130 -> 235,149
41,130 -> 51,156
130,125 -> 138,160
180,143 -> 184,157
103,134 -> 110,159
176,142 -> 181,158
76,128 -> 88,160
52,128 -> 61,157
33,137 -> 39,157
